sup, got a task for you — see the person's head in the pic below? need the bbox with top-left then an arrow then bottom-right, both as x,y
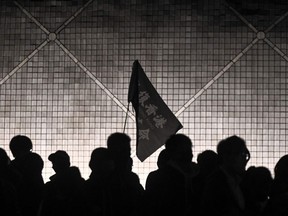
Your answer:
89,147 -> 114,176
197,150 -> 219,175
242,166 -> 272,201
217,135 -> 250,175
25,152 -> 44,175
107,133 -> 131,171
165,133 -> 193,164
157,149 -> 170,169
107,132 -> 131,157
274,154 -> 288,182
48,150 -> 70,173
9,135 -> 33,158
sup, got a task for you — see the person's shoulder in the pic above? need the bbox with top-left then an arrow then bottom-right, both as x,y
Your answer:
146,169 -> 160,186
147,169 -> 159,178
128,171 -> 141,183
27,152 -> 44,163
43,179 -> 56,192
64,166 -> 85,182
130,171 -> 140,177
146,167 -> 170,187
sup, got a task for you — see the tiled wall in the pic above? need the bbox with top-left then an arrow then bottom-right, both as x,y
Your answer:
1,0 -> 288,186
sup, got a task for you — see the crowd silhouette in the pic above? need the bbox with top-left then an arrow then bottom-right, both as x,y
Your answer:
0,133 -> 287,216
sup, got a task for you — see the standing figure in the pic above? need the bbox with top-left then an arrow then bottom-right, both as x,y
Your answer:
107,132 -> 144,216
9,135 -> 44,216
263,154 -> 288,216
144,134 -> 199,216
201,135 -> 250,216
84,147 -> 115,216
39,150 -> 85,216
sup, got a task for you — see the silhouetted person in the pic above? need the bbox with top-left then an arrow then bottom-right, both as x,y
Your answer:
9,135 -> 44,216
263,154 -> 288,216
0,148 -> 22,216
0,147 -> 22,191
39,150 -> 86,216
107,132 -> 132,172
144,134 -> 199,216
201,135 -> 250,216
84,147 -> 115,216
241,166 -> 272,216
139,148 -> 170,216
157,148 -> 170,169
192,150 -> 219,215
196,150 -> 219,179
107,132 -> 144,216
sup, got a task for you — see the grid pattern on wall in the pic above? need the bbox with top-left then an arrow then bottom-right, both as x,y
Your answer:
0,0 -> 288,185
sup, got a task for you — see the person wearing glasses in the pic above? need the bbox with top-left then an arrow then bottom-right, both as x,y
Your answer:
200,135 -> 250,216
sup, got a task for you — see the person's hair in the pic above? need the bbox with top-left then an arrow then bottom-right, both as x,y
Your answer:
197,150 -> 219,167
217,135 -> 250,164
165,134 -> 192,151
9,135 -> 33,157
89,147 -> 112,171
244,166 -> 272,186
165,133 -> 193,162
157,149 -> 170,169
107,132 -> 131,155
274,154 -> 288,180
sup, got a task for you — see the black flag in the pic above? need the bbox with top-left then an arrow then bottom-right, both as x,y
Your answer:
128,60 -> 183,162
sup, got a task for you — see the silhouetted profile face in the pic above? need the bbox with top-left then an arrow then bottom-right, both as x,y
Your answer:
48,150 -> 70,174
217,135 -> 250,175
9,135 -> 33,158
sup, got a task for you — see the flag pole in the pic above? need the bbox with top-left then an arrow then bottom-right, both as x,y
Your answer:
123,103 -> 130,133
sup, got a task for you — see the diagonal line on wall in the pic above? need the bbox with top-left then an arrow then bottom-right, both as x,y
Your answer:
0,39 -> 49,85
262,11 -> 288,62
229,5 -> 288,64
225,3 -> 258,33
229,6 -> 288,68
175,37 -> 259,117
55,39 -> 135,121
10,0 -> 134,121
176,4 -> 288,117
55,0 -> 94,34
175,3 -> 261,117
265,10 -> 288,33
14,1 -> 50,35
0,1 -> 51,85
264,38 -> 288,62
52,0 -> 135,121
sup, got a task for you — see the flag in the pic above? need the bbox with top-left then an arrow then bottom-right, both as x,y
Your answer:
128,60 -> 183,162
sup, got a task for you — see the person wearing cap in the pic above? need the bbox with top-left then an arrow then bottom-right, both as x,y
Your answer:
48,150 -> 71,178
39,150 -> 86,216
